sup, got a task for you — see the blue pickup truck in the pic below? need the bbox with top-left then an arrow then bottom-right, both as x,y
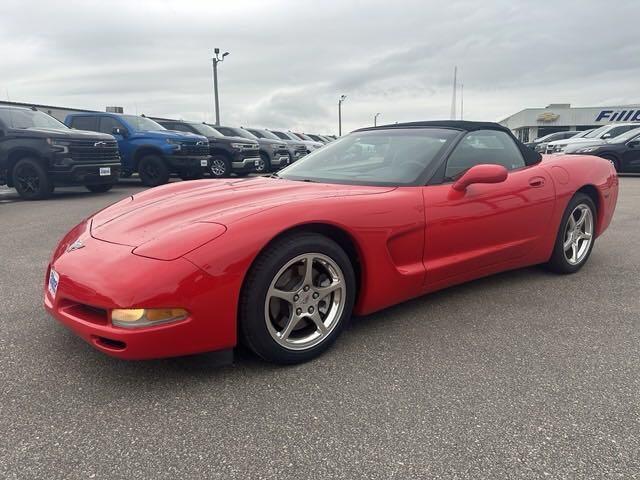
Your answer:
65,113 -> 210,186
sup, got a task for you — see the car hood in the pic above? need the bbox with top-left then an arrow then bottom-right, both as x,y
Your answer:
91,177 -> 395,248
14,127 -> 114,140
137,129 -> 208,142
215,135 -> 259,145
547,137 -> 600,147
563,139 -> 607,152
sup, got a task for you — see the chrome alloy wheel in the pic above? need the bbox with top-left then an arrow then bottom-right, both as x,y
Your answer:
563,204 -> 594,265
264,253 -> 346,351
211,158 -> 227,177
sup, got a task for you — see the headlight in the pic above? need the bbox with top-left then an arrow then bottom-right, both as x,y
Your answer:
576,147 -> 599,153
166,139 -> 182,150
231,143 -> 250,149
111,308 -> 188,329
46,138 -> 71,154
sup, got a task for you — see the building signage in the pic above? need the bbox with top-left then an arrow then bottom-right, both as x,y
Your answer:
595,110 -> 640,122
537,112 -> 560,122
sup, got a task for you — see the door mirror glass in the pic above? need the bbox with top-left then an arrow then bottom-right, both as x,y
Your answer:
628,139 -> 640,148
112,127 -> 126,137
452,164 -> 508,192
602,133 -> 611,139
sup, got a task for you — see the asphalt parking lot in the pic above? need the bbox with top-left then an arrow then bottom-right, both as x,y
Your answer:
1,177 -> 639,479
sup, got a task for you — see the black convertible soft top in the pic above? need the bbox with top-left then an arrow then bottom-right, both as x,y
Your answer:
355,120 -> 542,166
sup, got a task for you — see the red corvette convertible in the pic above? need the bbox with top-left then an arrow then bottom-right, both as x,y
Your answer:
44,121 -> 618,364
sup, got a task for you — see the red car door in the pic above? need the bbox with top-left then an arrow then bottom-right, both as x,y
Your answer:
422,129 -> 555,289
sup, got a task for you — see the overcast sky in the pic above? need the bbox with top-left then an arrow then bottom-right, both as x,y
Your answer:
1,0 -> 638,134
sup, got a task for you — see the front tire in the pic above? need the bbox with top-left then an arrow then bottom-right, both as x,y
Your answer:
256,153 -> 271,174
545,193 -> 597,274
85,183 -> 113,193
209,155 -> 231,178
240,233 -> 356,364
138,155 -> 170,187
12,157 -> 54,200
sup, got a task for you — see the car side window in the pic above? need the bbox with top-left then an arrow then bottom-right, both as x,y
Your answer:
98,116 -> 126,135
70,116 -> 98,131
171,124 -> 194,133
445,130 -> 526,179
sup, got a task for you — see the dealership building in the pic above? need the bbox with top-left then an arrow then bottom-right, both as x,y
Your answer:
499,103 -> 640,142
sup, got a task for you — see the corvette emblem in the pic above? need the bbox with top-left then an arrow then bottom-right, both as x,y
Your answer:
67,239 -> 85,252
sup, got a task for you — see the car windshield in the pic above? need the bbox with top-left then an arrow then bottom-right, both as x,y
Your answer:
610,127 -> 640,143
0,108 -> 68,130
573,129 -> 594,138
272,131 -> 297,141
121,115 -> 166,132
584,126 -> 609,138
278,128 -> 459,186
248,128 -> 280,140
190,123 -> 223,137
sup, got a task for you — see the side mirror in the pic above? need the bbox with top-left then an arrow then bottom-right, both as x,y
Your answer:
112,127 -> 127,137
452,164 -> 508,192
628,140 -> 640,148
602,133 -> 611,139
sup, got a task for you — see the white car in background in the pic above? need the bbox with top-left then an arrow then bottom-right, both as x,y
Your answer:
546,123 -> 640,154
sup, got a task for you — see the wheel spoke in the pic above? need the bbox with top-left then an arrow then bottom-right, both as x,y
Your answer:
563,235 -> 573,250
575,208 -> 588,228
309,311 -> 327,334
571,242 -> 578,262
279,314 -> 301,341
580,232 -> 592,241
267,286 -> 296,304
316,280 -> 342,298
303,255 -> 315,287
568,215 -> 576,230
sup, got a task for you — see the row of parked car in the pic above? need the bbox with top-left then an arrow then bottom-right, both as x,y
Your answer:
525,122 -> 640,172
0,105 -> 336,200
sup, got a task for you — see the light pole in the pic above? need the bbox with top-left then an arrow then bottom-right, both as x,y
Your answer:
212,48 -> 229,126
374,112 -> 381,127
338,95 -> 347,136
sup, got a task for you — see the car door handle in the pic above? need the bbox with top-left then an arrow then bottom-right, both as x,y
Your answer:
528,177 -> 545,187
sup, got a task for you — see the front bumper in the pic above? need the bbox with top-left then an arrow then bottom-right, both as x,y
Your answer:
270,151 -> 292,168
165,155 -> 210,172
50,162 -> 122,185
44,232 -> 237,360
231,156 -> 261,173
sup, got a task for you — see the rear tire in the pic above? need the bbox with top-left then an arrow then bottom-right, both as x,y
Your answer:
12,157 -> 54,200
545,193 -> 597,274
240,233 -> 356,364
138,155 -> 170,187
86,183 -> 113,193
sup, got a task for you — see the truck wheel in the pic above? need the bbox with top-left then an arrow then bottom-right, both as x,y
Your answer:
12,157 -> 54,200
210,155 -> 231,178
86,183 -> 114,193
256,153 -> 271,174
138,155 -> 170,187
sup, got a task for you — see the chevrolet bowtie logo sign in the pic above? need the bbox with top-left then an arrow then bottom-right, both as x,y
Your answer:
537,112 -> 560,122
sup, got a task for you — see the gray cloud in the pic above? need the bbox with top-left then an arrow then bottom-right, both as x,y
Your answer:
0,0 -> 638,134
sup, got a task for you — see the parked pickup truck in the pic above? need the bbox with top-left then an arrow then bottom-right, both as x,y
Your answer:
65,113 -> 210,186
154,119 -> 260,177
0,105 -> 121,200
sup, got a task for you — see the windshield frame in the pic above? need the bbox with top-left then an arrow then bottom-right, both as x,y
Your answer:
277,127 -> 463,187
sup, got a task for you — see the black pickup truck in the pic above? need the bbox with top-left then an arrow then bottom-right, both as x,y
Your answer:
154,119 -> 260,177
0,106 -> 120,200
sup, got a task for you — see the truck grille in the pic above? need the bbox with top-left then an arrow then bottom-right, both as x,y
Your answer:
69,139 -> 120,163
180,143 -> 210,156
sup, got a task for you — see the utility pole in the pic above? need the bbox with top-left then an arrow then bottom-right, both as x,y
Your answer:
460,83 -> 464,120
450,66 -> 457,120
338,95 -> 347,136
374,112 -> 381,126
212,48 -> 229,126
